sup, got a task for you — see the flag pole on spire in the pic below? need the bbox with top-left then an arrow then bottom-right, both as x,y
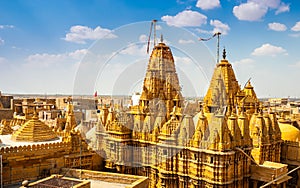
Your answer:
147,19 -> 157,54
199,32 -> 221,64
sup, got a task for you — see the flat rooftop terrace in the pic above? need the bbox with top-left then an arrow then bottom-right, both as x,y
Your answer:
61,168 -> 148,188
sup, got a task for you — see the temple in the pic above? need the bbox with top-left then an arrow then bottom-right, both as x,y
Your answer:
1,33 -> 300,187
96,39 -> 289,188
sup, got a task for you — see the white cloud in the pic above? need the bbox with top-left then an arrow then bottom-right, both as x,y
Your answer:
289,61 -> 300,68
25,49 -> 88,67
289,33 -> 300,38
64,25 -> 117,44
0,38 -> 4,45
12,46 -> 21,50
196,28 -> 211,34
69,49 -> 89,59
0,25 -> 14,29
196,0 -> 220,10
233,0 -> 289,21
250,0 -> 280,9
139,34 -> 148,43
161,10 -> 207,27
233,2 -> 268,21
178,39 -> 195,44
174,56 -> 193,65
119,43 -> 148,56
117,34 -> 151,56
156,25 -> 162,30
268,22 -> 287,31
251,43 -> 287,57
275,3 -> 290,14
291,21 -> 300,32
196,20 -> 230,36
4,50 -> 89,94
232,58 -> 255,66
210,20 -> 230,35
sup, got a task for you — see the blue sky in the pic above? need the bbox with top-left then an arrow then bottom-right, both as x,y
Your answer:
0,0 -> 300,97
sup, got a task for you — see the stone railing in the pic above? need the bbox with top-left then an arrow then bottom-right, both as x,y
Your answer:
0,141 -> 72,157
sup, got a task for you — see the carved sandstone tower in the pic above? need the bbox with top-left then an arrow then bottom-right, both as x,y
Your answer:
138,38 -> 183,119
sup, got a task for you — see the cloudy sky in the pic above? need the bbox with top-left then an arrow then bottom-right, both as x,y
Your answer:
0,0 -> 300,97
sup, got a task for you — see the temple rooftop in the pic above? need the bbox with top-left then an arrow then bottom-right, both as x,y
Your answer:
11,112 -> 59,142
0,134 -> 62,147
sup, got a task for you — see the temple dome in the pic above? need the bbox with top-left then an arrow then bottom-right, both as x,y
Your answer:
11,113 -> 58,142
278,121 -> 300,142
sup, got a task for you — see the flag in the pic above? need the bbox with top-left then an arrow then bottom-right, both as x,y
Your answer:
94,91 -> 97,97
199,32 -> 221,41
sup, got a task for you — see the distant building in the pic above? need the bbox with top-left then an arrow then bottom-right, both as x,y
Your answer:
0,99 -> 102,186
268,98 -> 289,106
0,91 -> 14,121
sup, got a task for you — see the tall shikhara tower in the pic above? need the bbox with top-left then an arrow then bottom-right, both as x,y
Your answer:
138,40 -> 183,118
202,49 -> 281,166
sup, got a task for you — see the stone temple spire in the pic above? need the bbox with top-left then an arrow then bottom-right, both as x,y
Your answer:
203,48 -> 240,113
64,98 -> 77,136
139,40 -> 183,118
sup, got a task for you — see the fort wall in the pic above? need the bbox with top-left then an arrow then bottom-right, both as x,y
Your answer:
1,141 -> 102,185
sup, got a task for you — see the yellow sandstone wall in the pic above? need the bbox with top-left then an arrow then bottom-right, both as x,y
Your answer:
1,142 -> 103,185
1,142 -> 71,185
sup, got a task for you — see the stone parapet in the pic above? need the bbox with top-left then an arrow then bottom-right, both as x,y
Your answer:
0,141 -> 71,158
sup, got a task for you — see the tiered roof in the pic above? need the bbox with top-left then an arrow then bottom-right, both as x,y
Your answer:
11,113 -> 58,142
